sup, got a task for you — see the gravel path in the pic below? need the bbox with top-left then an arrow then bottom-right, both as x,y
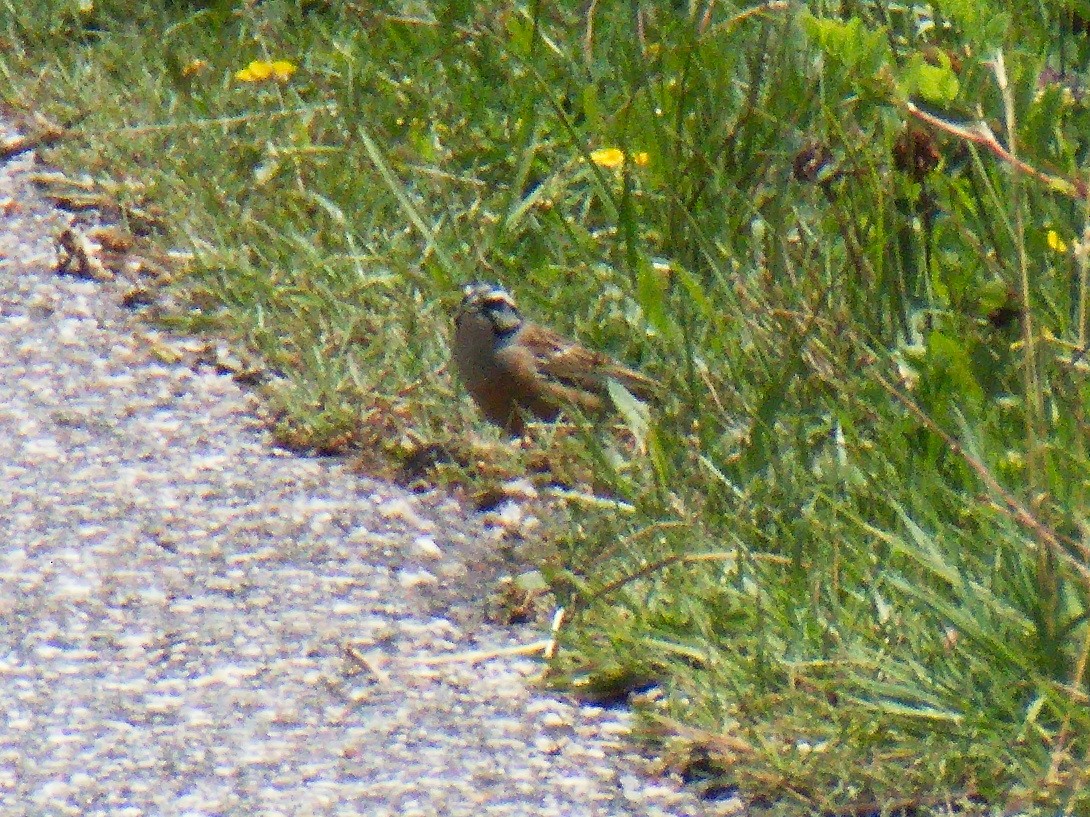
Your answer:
0,126 -> 727,816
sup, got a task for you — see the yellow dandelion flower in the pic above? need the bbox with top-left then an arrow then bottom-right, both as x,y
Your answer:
268,60 -> 298,80
1047,229 -> 1069,254
236,59 -> 297,83
236,61 -> 270,82
590,147 -> 625,168
590,148 -> 649,169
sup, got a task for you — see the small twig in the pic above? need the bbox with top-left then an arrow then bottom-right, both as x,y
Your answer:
542,487 -> 636,513
0,114 -> 69,160
1078,221 -> 1090,352
56,227 -> 114,282
566,521 -> 691,587
375,13 -> 440,27
645,714 -> 756,757
993,50 -> 1045,480
634,5 -> 646,53
699,1 -> 790,40
582,0 -> 599,69
543,606 -> 566,660
902,100 -> 1086,200
1,133 -> 43,160
28,170 -> 98,190
402,640 -> 551,666
698,0 -> 719,34
696,362 -> 728,415
343,644 -> 393,686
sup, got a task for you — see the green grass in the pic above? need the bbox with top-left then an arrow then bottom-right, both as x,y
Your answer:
4,0 -> 1090,813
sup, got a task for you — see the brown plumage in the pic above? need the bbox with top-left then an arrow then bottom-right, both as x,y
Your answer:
451,282 -> 656,434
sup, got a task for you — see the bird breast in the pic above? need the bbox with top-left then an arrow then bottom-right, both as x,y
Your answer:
453,311 -> 510,389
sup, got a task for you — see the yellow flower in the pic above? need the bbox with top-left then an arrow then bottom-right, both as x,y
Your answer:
590,147 -> 650,169
1047,229 -> 1069,254
236,59 -> 298,83
590,147 -> 625,168
235,62 -> 267,82
268,60 -> 298,80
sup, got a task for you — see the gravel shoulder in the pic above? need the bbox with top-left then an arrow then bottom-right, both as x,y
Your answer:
0,126 -> 725,816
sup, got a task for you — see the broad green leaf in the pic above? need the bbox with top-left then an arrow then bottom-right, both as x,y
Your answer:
801,13 -> 890,74
899,53 -> 960,105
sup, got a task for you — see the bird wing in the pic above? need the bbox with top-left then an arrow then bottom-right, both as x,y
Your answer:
494,338 -> 602,416
519,323 -> 658,401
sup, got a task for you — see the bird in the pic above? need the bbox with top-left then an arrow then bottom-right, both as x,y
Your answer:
451,281 -> 657,434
